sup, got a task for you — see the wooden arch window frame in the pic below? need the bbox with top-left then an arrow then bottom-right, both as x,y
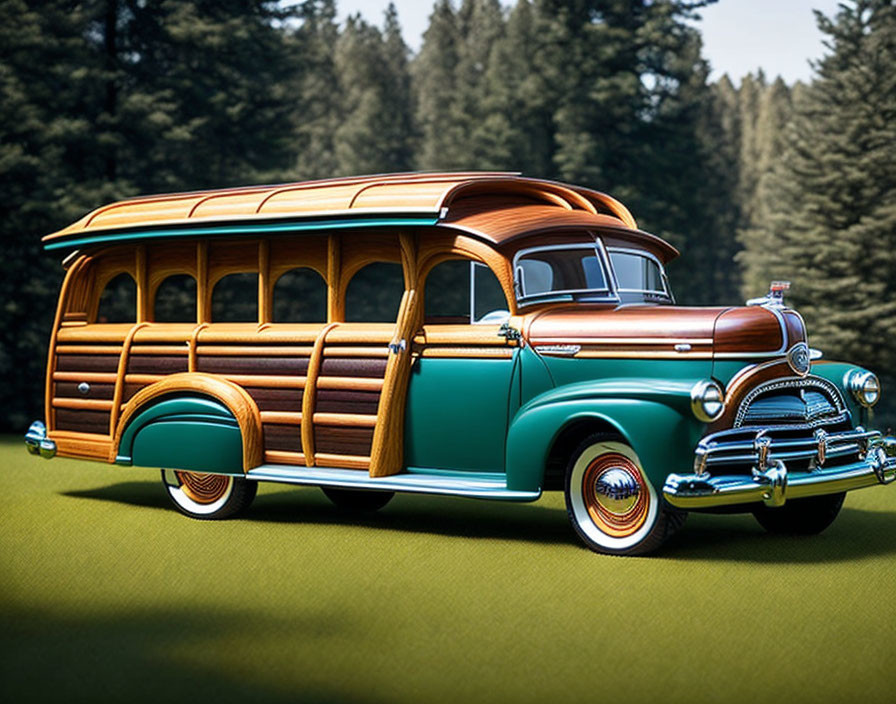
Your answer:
266,235 -> 329,326
146,240 -> 199,323
84,249 -> 141,325
414,233 -> 518,320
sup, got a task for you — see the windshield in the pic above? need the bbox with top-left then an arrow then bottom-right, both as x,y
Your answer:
514,245 -> 610,304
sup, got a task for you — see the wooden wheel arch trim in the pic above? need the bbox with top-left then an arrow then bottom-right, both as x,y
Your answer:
111,372 -> 263,472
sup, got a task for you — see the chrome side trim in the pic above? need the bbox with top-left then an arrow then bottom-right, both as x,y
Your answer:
246,465 -> 542,501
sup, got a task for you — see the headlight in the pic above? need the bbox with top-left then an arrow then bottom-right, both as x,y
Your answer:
845,369 -> 880,408
691,380 -> 725,422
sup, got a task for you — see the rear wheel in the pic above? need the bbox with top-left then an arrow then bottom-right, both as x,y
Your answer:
565,434 -> 686,556
322,487 -> 394,512
161,469 -> 257,519
753,492 -> 845,535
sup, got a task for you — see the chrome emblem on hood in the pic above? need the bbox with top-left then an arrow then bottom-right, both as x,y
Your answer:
787,342 -> 810,376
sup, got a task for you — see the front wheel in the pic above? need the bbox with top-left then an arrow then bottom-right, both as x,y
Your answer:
565,435 -> 686,556
161,469 -> 257,519
753,492 -> 845,535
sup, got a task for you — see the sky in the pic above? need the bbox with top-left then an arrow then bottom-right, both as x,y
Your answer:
337,0 -> 843,84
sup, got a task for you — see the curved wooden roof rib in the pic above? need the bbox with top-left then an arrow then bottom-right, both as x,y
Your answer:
43,172 -> 671,259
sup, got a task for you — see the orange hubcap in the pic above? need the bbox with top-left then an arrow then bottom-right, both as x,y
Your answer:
175,471 -> 230,504
582,453 -> 649,538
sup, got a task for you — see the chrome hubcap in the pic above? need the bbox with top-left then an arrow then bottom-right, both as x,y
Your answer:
593,467 -> 641,515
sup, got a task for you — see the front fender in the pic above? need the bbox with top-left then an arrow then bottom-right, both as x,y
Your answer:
505,378 -> 705,492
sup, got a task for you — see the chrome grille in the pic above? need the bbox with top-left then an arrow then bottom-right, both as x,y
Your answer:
695,376 -> 857,477
735,376 -> 847,428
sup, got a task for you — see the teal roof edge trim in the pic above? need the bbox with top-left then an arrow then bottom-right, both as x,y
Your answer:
44,216 -> 442,251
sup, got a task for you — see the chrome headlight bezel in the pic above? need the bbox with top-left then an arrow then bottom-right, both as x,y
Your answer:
845,369 -> 880,408
691,379 -> 725,423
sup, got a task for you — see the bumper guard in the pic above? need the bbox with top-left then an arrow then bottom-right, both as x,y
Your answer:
24,420 -> 57,459
664,428 -> 896,509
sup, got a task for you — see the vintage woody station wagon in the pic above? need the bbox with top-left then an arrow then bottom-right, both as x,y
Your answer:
25,172 -> 896,555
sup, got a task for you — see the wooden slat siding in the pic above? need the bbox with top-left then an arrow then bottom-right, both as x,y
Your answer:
56,354 -> 120,373
53,371 -> 117,383
263,423 -> 302,452
197,355 -> 310,376
260,411 -> 302,425
127,354 -> 189,374
317,376 -> 383,392
314,426 -> 375,456
55,408 -> 111,434
321,346 -> 389,358
244,386 -> 303,412
195,345 -> 315,356
315,454 -> 370,471
123,383 -> 145,402
302,322 -> 340,466
316,389 -> 381,415
55,382 -> 115,400
55,345 -> 124,355
263,450 -> 305,465
320,357 -> 388,378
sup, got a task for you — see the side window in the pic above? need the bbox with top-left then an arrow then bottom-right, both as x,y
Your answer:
345,262 -> 404,322
212,273 -> 258,323
96,272 -> 137,323
154,274 -> 197,323
273,267 -> 327,323
425,260 -> 508,325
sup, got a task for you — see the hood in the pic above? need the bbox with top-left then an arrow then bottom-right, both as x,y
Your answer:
524,304 -> 804,358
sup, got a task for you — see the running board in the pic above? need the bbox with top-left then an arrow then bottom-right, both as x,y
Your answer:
246,465 -> 541,501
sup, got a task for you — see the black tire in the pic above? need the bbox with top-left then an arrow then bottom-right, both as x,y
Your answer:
564,433 -> 687,556
322,487 -> 394,512
161,469 -> 257,519
753,492 -> 845,535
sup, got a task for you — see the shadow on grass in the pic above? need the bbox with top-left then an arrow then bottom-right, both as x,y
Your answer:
63,481 -> 896,562
662,506 -> 896,564
0,605 -> 371,704
63,481 -> 575,546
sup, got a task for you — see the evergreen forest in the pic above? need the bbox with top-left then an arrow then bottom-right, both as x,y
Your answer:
1,0 -> 895,430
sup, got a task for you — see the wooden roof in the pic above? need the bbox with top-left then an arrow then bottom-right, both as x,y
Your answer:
43,172 -> 677,260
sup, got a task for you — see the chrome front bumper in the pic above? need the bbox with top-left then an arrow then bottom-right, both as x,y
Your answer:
664,428 -> 896,510
24,420 -> 56,459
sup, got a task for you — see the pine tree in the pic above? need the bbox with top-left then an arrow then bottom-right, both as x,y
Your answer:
476,0 -> 553,174
414,0 -> 465,170
293,0 -> 343,178
742,0 -> 896,425
332,8 -> 414,175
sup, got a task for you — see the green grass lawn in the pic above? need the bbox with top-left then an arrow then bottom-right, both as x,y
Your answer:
2,435 -> 894,703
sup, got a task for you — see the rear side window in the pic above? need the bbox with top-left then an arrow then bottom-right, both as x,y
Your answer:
345,262 -> 404,322
212,273 -> 258,323
273,267 -> 327,323
154,274 -> 197,323
425,260 -> 508,324
96,273 -> 137,323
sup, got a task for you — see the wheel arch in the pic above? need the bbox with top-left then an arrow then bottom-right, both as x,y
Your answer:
505,392 -> 700,492
112,373 -> 263,473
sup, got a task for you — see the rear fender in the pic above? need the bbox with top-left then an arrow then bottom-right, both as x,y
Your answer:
113,373 -> 262,473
